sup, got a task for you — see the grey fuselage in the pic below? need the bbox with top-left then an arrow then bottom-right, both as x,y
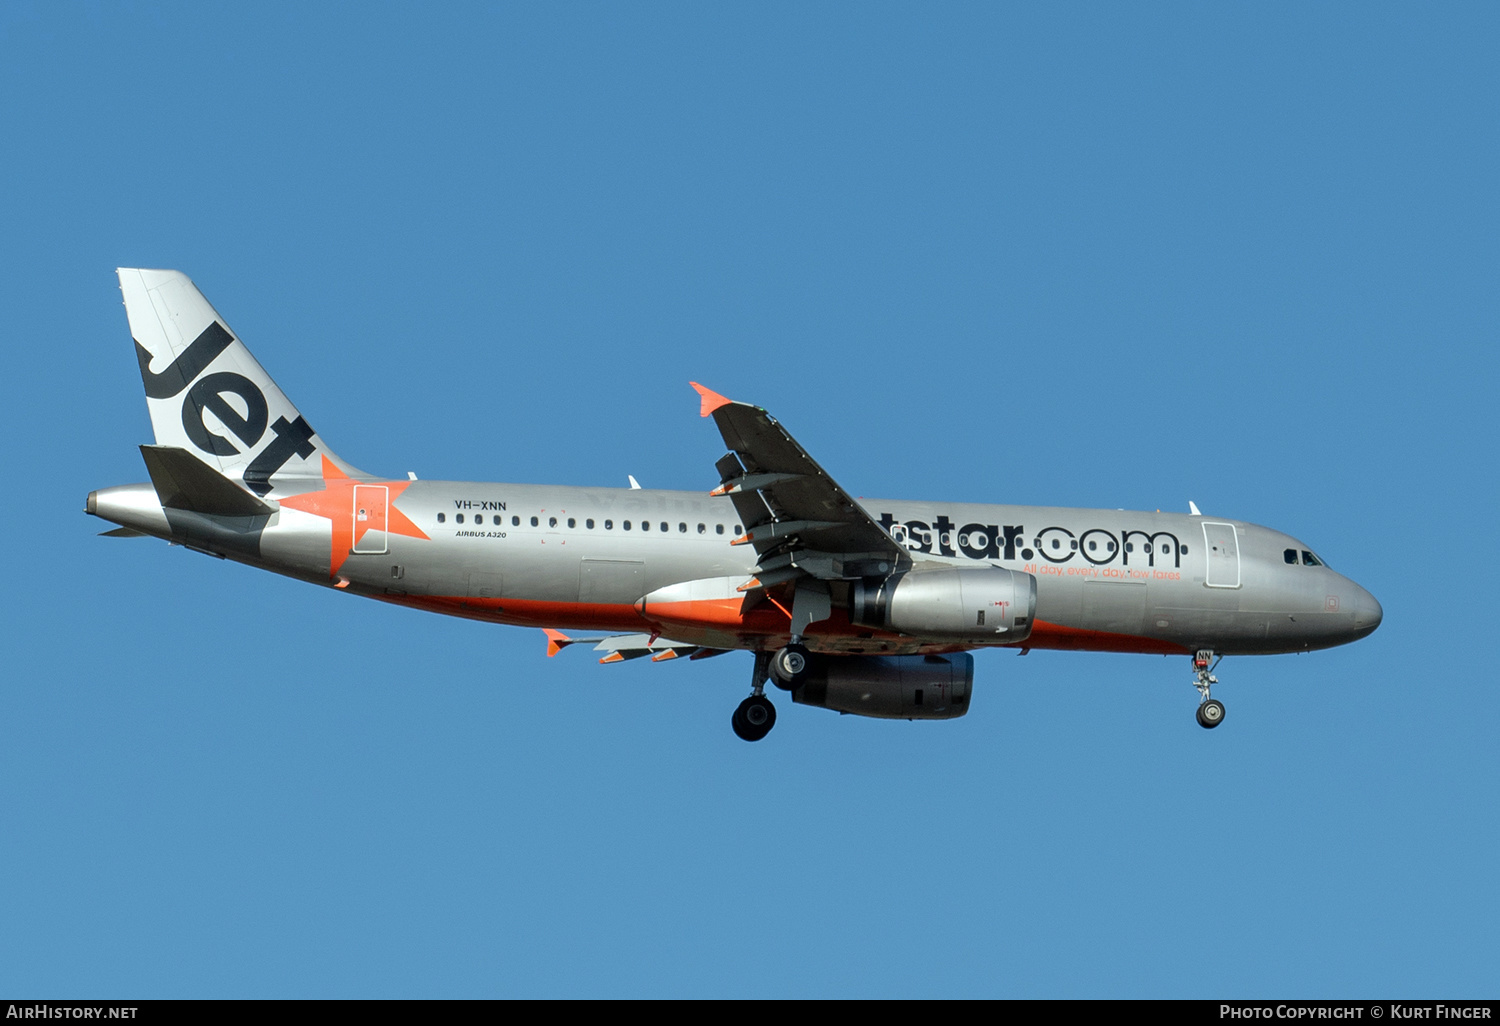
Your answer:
89,478 -> 1383,658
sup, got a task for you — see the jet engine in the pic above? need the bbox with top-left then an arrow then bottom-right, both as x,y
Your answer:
790,653 -> 974,719
850,567 -> 1037,643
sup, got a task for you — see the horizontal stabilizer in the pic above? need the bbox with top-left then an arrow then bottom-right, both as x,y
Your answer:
542,628 -> 722,664
542,628 -> 611,657
140,445 -> 276,516
98,526 -> 148,538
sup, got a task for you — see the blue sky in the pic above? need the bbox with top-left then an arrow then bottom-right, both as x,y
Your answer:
1,2 -> 1496,997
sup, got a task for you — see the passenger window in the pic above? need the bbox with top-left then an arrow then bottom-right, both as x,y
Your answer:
1161,544 -> 1169,554
678,523 -> 687,533
661,522 -> 668,532
548,517 -> 557,528
437,513 -> 446,524
567,518 -> 575,528
605,520 -> 613,530
586,519 -> 594,529
734,525 -> 741,534
641,521 -> 650,531
512,516 -> 520,526
1180,545 -> 1188,555
1087,540 -> 1096,551
716,524 -> 724,535
456,513 -> 464,524
698,523 -> 706,534
624,521 -> 632,531
530,516 -> 539,527
1284,549 -> 1299,565
1125,543 -> 1133,553
1302,551 -> 1321,567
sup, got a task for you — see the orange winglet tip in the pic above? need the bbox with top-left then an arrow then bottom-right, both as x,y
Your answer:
709,483 -> 729,497
334,577 -> 350,589
736,577 -> 761,593
543,628 -> 570,658
599,652 -> 625,664
689,381 -> 733,418
650,650 -> 679,662
730,533 -> 752,546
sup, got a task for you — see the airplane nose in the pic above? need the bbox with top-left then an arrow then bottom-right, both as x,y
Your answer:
1352,585 -> 1383,636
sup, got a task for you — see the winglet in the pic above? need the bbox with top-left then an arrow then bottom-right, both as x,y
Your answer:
689,381 -> 733,418
1188,501 -> 1202,516
543,628 -> 571,658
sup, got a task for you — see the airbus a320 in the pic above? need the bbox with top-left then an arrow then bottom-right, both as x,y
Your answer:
88,269 -> 1383,740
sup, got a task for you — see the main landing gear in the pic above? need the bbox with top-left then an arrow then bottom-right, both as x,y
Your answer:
732,694 -> 777,742
1193,649 -> 1225,729
731,643 -> 813,742
769,643 -> 812,689
731,651 -> 779,742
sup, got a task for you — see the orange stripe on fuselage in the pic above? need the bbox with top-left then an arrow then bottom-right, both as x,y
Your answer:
377,594 -> 655,632
1024,620 -> 1191,655
376,598 -> 1190,656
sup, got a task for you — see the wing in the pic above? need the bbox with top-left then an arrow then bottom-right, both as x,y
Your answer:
691,383 -> 909,593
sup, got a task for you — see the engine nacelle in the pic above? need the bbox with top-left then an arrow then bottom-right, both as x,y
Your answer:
850,567 -> 1037,643
791,653 -> 974,720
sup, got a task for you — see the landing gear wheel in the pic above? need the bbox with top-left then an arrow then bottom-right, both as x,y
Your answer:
732,695 -> 777,742
769,644 -> 812,689
1196,698 -> 1225,729
1191,650 -> 1224,730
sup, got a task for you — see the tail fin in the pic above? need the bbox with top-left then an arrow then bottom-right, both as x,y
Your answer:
118,268 -> 366,498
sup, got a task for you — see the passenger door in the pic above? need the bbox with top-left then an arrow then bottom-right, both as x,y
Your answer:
1202,522 -> 1241,588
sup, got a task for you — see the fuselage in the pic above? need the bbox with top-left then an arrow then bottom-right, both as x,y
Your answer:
89,478 -> 1383,658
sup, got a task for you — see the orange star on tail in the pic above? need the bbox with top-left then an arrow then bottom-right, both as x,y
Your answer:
277,456 -> 430,578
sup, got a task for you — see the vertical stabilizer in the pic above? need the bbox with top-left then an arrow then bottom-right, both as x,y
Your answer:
118,268 -> 366,498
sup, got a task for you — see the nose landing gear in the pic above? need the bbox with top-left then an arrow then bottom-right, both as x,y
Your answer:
1193,650 -> 1225,729
1196,698 -> 1225,728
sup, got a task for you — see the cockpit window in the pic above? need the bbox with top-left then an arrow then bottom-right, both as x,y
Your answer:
1302,550 -> 1323,567
1284,548 -> 1298,565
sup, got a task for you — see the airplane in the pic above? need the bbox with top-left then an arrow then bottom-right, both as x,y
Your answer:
87,269 -> 1383,741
